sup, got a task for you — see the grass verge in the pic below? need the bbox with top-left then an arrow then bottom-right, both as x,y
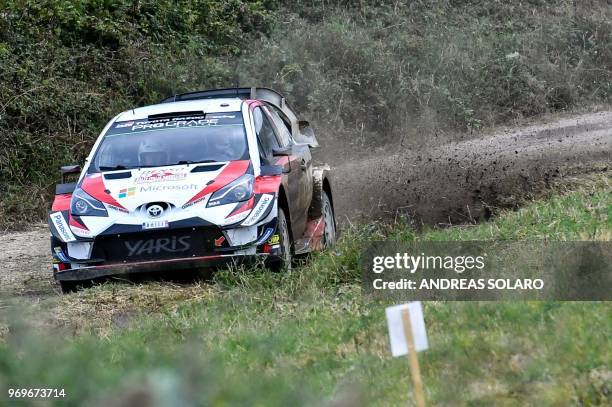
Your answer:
0,176 -> 610,406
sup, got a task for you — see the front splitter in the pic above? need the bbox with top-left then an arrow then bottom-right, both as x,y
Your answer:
54,253 -> 270,281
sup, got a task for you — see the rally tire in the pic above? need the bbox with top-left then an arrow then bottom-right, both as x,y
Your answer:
270,207 -> 292,272
322,191 -> 336,248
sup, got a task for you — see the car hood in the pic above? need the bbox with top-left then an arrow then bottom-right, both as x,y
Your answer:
72,160 -> 253,236
83,164 -> 230,210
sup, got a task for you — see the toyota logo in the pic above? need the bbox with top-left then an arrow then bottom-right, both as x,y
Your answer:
147,204 -> 164,218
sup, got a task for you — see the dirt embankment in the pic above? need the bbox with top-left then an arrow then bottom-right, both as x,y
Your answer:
332,111 -> 612,225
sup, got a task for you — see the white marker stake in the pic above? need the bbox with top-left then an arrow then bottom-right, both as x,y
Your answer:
386,302 -> 428,407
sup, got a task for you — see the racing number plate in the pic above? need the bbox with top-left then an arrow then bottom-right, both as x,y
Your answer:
142,220 -> 169,230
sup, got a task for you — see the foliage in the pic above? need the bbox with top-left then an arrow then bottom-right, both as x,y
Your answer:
246,0 -> 611,135
1,0 -> 611,228
0,0 -> 277,227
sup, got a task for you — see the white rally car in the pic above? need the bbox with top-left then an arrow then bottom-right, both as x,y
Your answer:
49,88 -> 336,291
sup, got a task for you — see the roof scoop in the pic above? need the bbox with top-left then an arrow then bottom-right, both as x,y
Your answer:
191,164 -> 225,173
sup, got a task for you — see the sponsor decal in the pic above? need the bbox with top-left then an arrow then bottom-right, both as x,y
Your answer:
72,228 -> 93,238
118,187 -> 136,198
50,212 -> 76,242
107,113 -> 243,136
208,199 -> 222,207
142,220 -> 169,230
214,235 -> 226,247
125,236 -> 191,257
207,114 -> 236,119
135,169 -> 187,184
113,116 -> 216,131
108,204 -> 129,213
125,117 -> 224,132
242,194 -> 274,226
268,234 -> 280,245
140,184 -> 198,192
53,246 -> 70,263
181,196 -> 206,209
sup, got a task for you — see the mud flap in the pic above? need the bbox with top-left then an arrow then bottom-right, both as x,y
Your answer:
308,165 -> 332,219
293,216 -> 324,255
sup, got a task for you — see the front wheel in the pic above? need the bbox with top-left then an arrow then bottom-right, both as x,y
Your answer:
321,191 -> 336,248
269,207 -> 292,272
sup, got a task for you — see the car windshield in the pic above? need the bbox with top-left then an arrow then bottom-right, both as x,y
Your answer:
89,112 -> 248,172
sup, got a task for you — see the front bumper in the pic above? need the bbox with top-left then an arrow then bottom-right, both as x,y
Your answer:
53,223 -> 279,281
54,252 -> 270,281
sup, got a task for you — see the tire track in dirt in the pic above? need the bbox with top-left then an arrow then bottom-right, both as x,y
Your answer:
332,111 -> 612,225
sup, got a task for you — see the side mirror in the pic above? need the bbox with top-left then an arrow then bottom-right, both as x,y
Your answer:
60,165 -> 81,183
272,146 -> 293,156
259,165 -> 283,176
295,120 -> 319,148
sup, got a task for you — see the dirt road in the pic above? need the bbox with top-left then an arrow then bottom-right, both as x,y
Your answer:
333,110 -> 611,224
0,110 -> 610,301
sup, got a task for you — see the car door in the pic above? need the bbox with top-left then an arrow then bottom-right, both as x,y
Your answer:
264,105 -> 313,239
252,106 -> 306,240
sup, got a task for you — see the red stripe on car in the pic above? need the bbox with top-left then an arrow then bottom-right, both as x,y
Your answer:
52,194 -> 72,211
226,195 -> 255,218
81,174 -> 127,211
186,160 -> 250,205
69,214 -> 89,231
254,175 -> 281,194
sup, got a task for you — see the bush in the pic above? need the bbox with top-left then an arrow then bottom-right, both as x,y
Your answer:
242,0 -> 611,137
0,0 -> 277,228
1,0 -> 610,228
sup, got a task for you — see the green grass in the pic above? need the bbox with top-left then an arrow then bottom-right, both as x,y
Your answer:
0,177 -> 610,405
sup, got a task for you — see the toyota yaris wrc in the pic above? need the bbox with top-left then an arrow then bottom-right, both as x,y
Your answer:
49,88 -> 336,292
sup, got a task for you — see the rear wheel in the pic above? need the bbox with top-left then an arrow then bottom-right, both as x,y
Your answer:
322,191 -> 336,248
270,207 -> 292,272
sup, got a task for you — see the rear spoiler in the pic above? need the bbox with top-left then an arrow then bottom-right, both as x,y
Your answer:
160,87 -> 318,147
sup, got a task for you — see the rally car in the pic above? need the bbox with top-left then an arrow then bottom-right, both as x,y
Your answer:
49,87 -> 336,292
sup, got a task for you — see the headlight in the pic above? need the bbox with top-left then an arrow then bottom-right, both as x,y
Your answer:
207,174 -> 254,207
70,188 -> 108,217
